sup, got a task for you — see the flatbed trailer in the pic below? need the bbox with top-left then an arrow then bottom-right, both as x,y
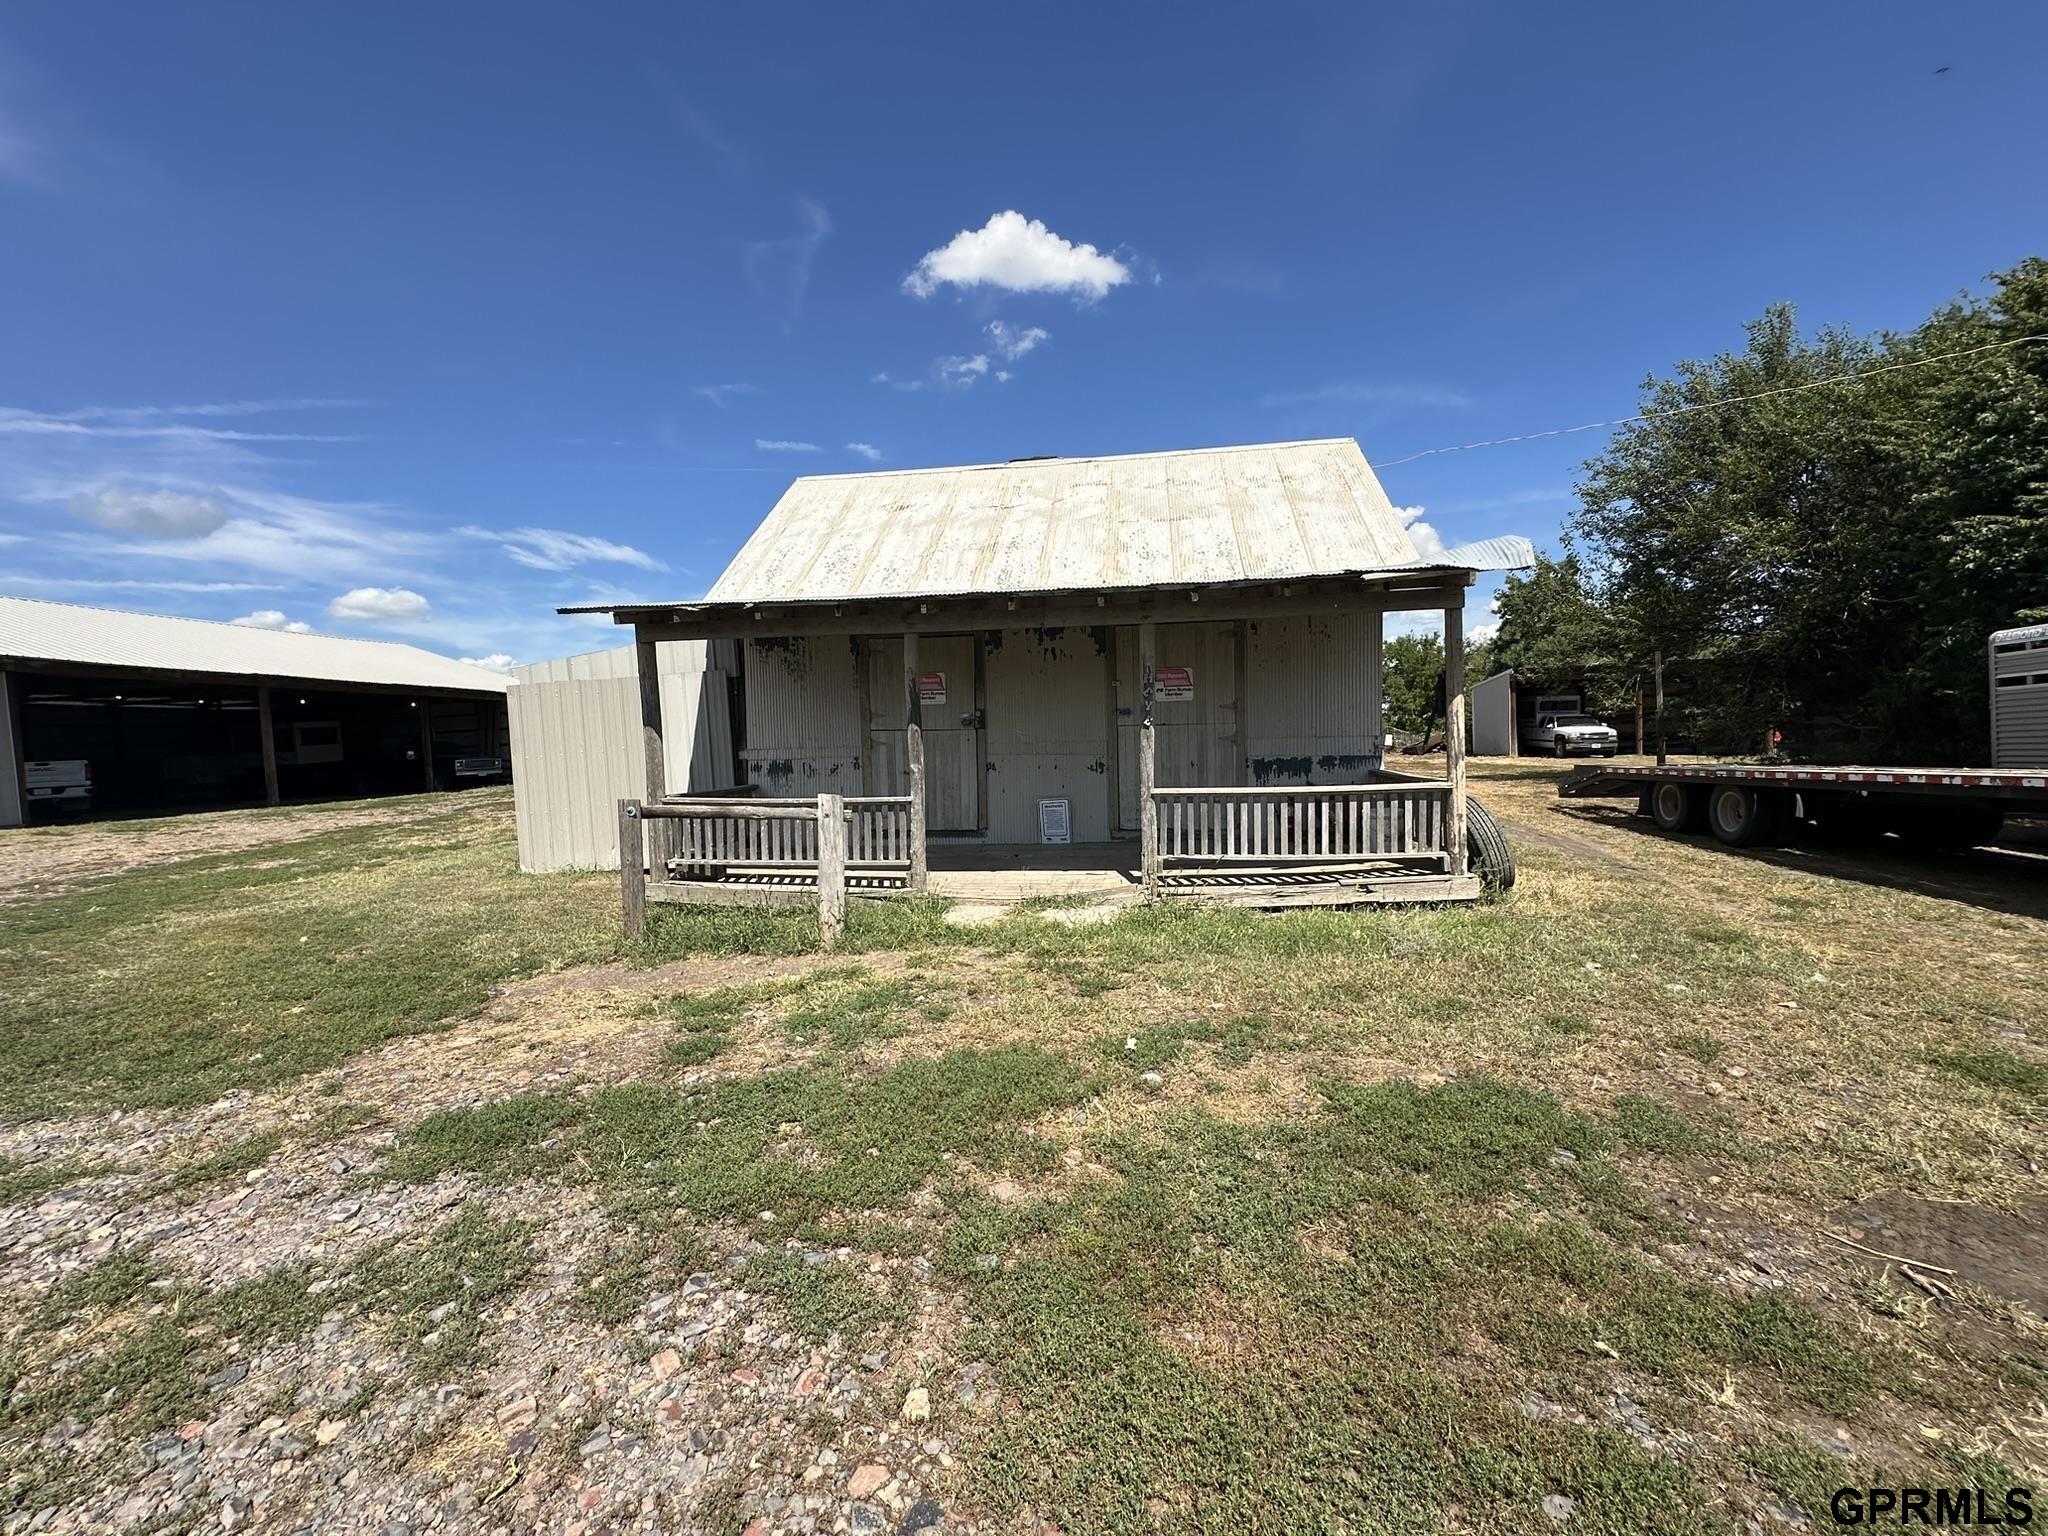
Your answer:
1560,762 -> 2048,850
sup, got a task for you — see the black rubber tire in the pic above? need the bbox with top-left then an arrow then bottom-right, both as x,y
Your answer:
1649,780 -> 1706,833
1552,739 -> 1568,758
1466,796 -> 1516,893
1707,784 -> 1787,847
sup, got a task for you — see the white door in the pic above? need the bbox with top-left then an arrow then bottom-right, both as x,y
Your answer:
865,635 -> 981,833
1115,623 -> 1240,830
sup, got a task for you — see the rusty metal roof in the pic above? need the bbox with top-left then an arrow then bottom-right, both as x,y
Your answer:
700,438 -> 1434,605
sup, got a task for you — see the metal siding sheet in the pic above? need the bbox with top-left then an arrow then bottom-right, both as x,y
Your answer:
507,641 -> 725,872
740,635 -> 863,794
1245,614 -> 1378,784
985,627 -> 1113,843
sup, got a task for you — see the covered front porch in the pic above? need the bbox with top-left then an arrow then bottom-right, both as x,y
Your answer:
607,569 -> 1481,939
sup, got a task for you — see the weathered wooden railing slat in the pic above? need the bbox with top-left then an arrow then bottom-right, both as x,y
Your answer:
1151,783 -> 1451,863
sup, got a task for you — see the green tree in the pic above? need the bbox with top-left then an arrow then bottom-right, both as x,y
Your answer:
1381,631 -> 1443,737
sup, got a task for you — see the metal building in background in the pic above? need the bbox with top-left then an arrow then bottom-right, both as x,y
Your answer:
507,640 -> 735,871
0,596 -> 509,827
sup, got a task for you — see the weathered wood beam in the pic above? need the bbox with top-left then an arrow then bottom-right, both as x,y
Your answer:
903,632 -> 927,892
621,579 -> 1472,645
1444,604 -> 1468,876
816,792 -> 847,951
618,799 -> 645,938
1139,620 -> 1159,898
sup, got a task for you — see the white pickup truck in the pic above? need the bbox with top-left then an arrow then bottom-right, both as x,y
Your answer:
1521,712 -> 1620,758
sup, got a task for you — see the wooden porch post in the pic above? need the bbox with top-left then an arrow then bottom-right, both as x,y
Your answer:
257,685 -> 280,806
1444,606 -> 1468,876
1139,620 -> 1159,896
636,633 -> 671,874
903,633 -> 928,891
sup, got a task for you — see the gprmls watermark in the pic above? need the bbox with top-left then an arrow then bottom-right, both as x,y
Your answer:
1828,1486 -> 2034,1525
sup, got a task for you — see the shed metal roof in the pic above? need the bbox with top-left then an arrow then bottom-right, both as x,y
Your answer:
0,596 -> 510,694
699,438 -> 1458,605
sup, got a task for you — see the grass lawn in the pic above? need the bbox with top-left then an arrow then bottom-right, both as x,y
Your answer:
1,774 -> 2043,1533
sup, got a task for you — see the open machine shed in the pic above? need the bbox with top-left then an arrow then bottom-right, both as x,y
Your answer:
0,597 -> 511,826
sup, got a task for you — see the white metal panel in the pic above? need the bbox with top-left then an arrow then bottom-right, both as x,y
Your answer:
700,439 -> 1424,603
986,627 -> 1113,843
1471,671 -> 1516,757
0,596 -> 510,694
1245,614 -> 1379,784
507,640 -> 728,872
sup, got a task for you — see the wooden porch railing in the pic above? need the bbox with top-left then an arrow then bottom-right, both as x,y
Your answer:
619,793 -> 917,951
1149,782 -> 1453,873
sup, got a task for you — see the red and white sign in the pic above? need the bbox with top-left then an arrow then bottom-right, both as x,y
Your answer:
1153,666 -> 1194,702
916,671 -> 947,706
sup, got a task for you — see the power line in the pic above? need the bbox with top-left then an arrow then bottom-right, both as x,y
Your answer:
1373,331 -> 2048,470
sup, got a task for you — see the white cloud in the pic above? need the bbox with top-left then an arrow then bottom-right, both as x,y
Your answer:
230,609 -> 313,633
846,442 -> 884,462
986,321 -> 1049,361
871,372 -> 926,393
459,652 -> 517,674
1396,505 -> 1449,563
68,485 -> 229,539
328,586 -> 430,621
455,525 -> 665,573
691,383 -> 758,409
995,370 -> 1013,383
937,355 -> 990,387
755,438 -> 821,453
744,199 -> 831,326
903,211 -> 1131,302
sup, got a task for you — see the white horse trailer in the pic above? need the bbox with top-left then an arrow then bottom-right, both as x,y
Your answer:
1992,620 -> 2048,770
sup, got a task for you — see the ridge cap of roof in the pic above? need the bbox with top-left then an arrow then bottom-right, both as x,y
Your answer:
780,436 -> 1362,486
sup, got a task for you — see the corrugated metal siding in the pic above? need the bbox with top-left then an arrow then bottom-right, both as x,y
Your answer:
508,641 -> 732,872
1471,671 -> 1516,756
988,627 -> 1114,843
1114,623 -> 1241,826
739,636 -> 863,796
0,596 -> 510,694
704,439 -> 1421,603
1992,626 -> 2048,768
1245,614 -> 1379,784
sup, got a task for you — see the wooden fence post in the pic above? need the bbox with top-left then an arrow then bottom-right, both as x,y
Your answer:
816,793 -> 847,951
619,799 -> 645,939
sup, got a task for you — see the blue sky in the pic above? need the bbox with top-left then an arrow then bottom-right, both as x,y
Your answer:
2,4 -> 2042,667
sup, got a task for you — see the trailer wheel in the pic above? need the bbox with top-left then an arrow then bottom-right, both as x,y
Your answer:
1649,781 -> 1706,833
1466,796 -> 1516,893
1707,785 -> 1788,847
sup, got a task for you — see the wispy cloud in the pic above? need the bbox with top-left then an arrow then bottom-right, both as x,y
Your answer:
69,486 -> 228,539
459,652 -> 517,674
1260,381 -> 1472,410
455,525 -> 666,573
691,382 -> 758,409
650,72 -> 751,182
986,320 -> 1049,361
904,211 -> 1131,303
846,442 -> 884,462
744,199 -> 831,327
938,355 -> 990,387
755,438 -> 821,453
328,586 -> 430,621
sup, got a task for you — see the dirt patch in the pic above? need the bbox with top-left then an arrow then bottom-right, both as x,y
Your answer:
1829,1194 -> 2048,1315
0,795 -> 470,903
